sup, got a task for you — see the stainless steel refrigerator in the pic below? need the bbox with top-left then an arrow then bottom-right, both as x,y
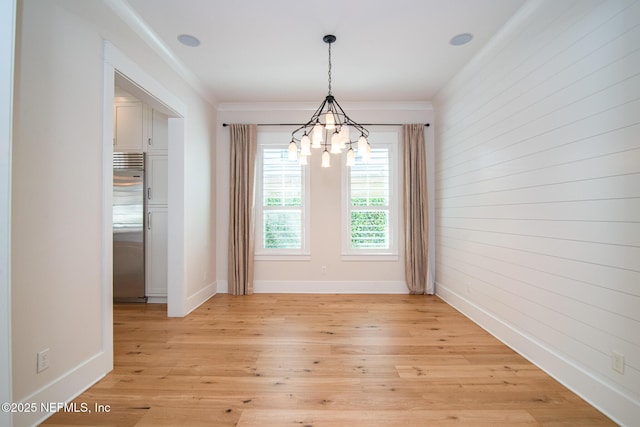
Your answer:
113,152 -> 146,302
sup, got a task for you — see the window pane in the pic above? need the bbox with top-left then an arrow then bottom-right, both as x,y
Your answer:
264,210 -> 302,249
350,210 -> 389,249
350,148 -> 389,206
263,149 -> 301,207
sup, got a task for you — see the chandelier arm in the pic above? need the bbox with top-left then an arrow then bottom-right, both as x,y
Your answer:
331,97 -> 369,138
290,96 -> 329,141
289,128 -> 306,142
309,96 -> 329,122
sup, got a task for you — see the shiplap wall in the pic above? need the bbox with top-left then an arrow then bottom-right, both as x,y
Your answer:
433,0 -> 640,424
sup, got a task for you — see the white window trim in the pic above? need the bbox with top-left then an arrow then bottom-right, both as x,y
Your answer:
341,132 -> 399,261
255,131 -> 310,261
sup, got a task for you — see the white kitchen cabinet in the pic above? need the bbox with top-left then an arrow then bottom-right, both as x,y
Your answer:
147,108 -> 169,153
146,155 -> 168,206
145,154 -> 168,302
114,101 -> 144,151
146,206 -> 168,299
114,102 -> 168,153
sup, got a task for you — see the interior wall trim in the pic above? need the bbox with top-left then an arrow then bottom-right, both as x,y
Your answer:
217,101 -> 433,113
0,1 -> 16,425
185,281 -> 218,314
104,41 -> 188,318
103,0 -> 217,107
436,283 -> 637,427
215,280 -> 409,295
215,280 -> 410,295
13,351 -> 109,427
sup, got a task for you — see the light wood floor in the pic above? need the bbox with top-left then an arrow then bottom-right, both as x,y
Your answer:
43,294 -> 614,426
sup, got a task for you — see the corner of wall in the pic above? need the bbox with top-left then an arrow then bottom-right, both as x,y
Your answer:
184,281 -> 217,315
13,351 -> 111,426
436,283 -> 638,426
216,280 -> 229,294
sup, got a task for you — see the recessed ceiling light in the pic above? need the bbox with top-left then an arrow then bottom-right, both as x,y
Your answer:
177,34 -> 200,47
449,33 -> 473,46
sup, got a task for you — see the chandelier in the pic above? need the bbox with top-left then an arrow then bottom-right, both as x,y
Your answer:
288,35 -> 370,168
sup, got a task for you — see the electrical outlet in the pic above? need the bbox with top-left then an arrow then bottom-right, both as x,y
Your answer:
321,266 -> 327,275
37,348 -> 50,373
611,351 -> 625,374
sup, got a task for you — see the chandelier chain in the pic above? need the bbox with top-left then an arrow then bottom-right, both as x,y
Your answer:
327,41 -> 332,95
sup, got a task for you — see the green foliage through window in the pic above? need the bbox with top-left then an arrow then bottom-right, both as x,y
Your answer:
351,211 -> 388,249
351,197 -> 386,207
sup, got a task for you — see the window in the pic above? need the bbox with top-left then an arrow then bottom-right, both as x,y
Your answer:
342,134 -> 398,260
255,132 -> 310,259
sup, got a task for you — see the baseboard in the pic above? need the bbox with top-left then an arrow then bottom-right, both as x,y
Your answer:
146,296 -> 167,304
253,280 -> 408,294
14,350 -> 110,427
216,280 -> 408,294
184,281 -> 217,315
436,283 -> 638,427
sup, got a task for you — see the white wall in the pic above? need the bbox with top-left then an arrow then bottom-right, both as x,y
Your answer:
11,1 -> 217,425
433,0 -> 640,424
13,0 -> 105,414
1,0 -> 16,425
216,103 -> 433,293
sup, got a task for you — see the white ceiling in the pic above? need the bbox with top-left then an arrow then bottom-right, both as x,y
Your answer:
124,0 -> 526,104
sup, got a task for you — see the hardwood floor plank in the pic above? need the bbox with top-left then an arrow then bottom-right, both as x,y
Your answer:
41,294 -> 615,426
236,409 -> 539,426
395,364 -> 548,379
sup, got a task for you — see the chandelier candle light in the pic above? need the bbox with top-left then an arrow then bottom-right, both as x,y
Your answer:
288,35 -> 371,168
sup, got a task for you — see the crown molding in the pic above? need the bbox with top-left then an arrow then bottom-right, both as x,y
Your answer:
434,0 -> 541,102
104,0 -> 218,107
217,101 -> 433,112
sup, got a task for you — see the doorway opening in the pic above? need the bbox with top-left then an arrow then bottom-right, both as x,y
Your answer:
112,75 -> 173,305
103,43 -> 189,380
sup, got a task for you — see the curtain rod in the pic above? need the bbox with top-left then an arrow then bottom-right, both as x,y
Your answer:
222,123 -> 429,127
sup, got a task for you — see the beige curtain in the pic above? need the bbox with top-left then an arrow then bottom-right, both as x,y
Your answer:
403,124 -> 432,295
228,124 -> 257,296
